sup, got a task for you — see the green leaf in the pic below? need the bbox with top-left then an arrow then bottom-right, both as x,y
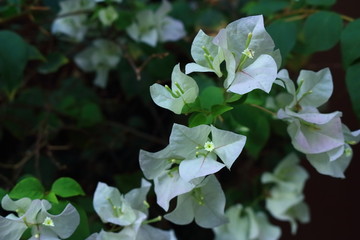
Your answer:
306,0 -> 336,6
267,20 -> 298,61
303,11 -> 342,53
196,8 -> 226,29
9,177 -> 45,199
341,19 -> 360,68
242,0 -> 288,16
231,105 -> 270,158
188,112 -> 214,127
38,52 -> 69,74
44,191 -> 59,204
345,63 -> 360,120
51,177 -> 85,198
199,86 -> 224,110
0,30 -> 29,93
211,105 -> 233,117
27,44 -> 45,61
78,103 -> 103,128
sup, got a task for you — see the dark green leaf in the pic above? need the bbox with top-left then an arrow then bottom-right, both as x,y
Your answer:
78,103 -> 103,128
211,105 -> 233,117
9,177 -> 45,199
345,63 -> 360,120
196,8 -> 226,29
242,0 -> 288,16
199,86 -> 224,110
51,177 -> 85,198
188,112 -> 214,127
231,104 -> 270,158
38,52 -> 69,74
341,19 -> 360,68
303,11 -> 342,53
27,45 -> 45,61
0,30 -> 29,93
267,20 -> 298,61
306,0 -> 336,6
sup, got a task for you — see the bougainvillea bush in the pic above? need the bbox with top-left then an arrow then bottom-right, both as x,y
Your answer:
1,0 -> 359,239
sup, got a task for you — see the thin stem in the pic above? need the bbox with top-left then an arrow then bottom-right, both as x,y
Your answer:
247,104 -> 276,116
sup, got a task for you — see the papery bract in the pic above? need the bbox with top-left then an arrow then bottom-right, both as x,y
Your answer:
74,39 -> 122,88
126,0 -> 185,47
213,204 -> 281,240
164,175 -> 227,228
0,195 -> 80,240
150,64 -> 199,114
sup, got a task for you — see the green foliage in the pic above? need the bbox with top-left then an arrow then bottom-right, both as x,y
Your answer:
302,11 -> 343,53
9,177 -> 45,199
242,0 -> 288,16
341,19 -> 360,67
0,31 -> 29,96
230,104 -> 270,158
267,20 -> 298,61
346,63 -> 360,120
306,0 -> 336,6
38,52 -> 69,74
51,177 -> 86,198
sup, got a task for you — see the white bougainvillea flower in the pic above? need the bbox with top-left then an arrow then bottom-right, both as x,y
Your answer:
213,204 -> 281,240
276,68 -> 333,110
278,107 -> 344,154
262,153 -> 309,192
89,181 -> 178,240
98,5 -> 119,27
139,123 -> 246,210
212,15 -> 281,94
93,180 -> 151,226
261,154 -> 310,234
74,39 -> 122,88
86,225 -> 177,240
126,0 -> 185,47
265,188 -> 310,234
185,30 -> 225,77
150,64 -> 199,114
164,175 -> 227,228
306,125 -> 360,178
51,0 -> 96,42
139,145 -> 203,211
0,195 -> 80,240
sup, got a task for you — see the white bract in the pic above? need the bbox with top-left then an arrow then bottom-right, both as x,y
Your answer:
52,0 -> 96,42
276,68 -> 360,178
126,0 -> 186,47
164,175 -> 227,228
213,204 -> 281,240
150,64 -> 199,114
215,15 -> 280,94
185,30 -> 225,77
90,180 -> 177,240
261,153 -> 310,234
74,39 -> 122,88
306,125 -> 360,178
0,195 -> 80,240
98,5 -> 119,27
139,123 -> 246,211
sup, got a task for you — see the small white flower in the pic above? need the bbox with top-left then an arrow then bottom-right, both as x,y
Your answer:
42,216 -> 55,227
204,141 -> 215,152
242,48 -> 255,59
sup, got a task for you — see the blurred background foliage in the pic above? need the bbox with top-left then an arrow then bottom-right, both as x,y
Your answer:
0,0 -> 359,239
